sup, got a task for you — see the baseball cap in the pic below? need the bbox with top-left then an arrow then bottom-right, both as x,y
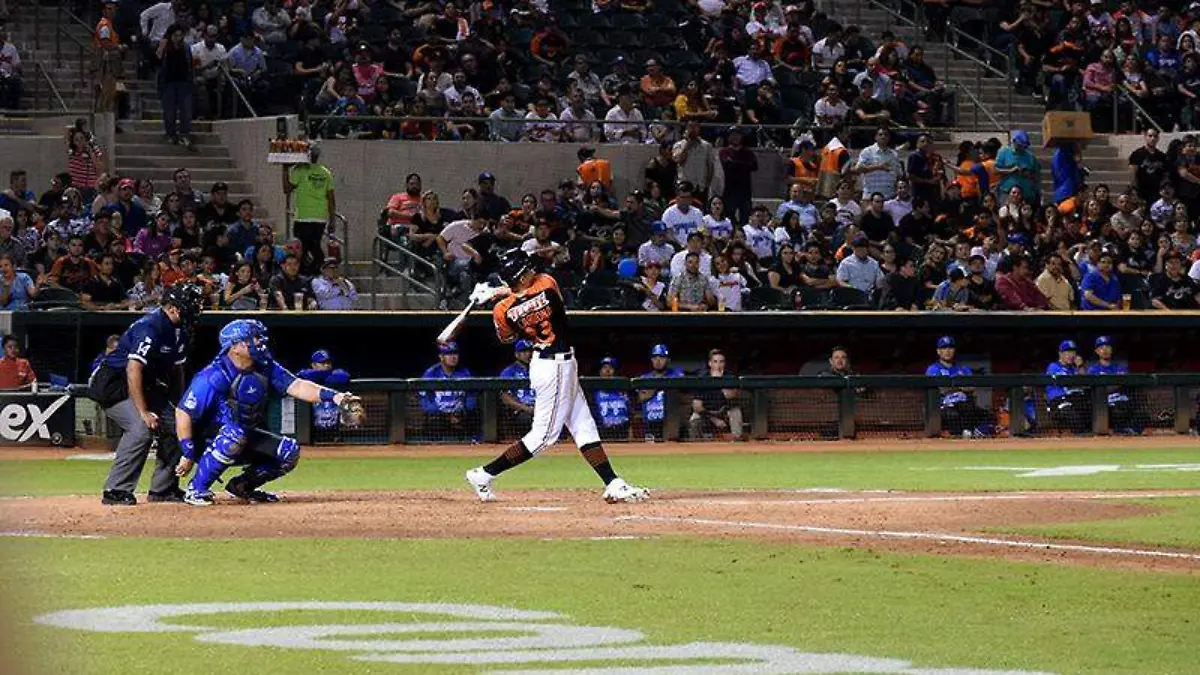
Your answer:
1095,335 -> 1113,348
1011,130 -> 1030,148
1058,339 -> 1078,352
118,178 -> 135,189
650,344 -> 670,358
1007,232 -> 1030,245
968,254 -> 986,264
206,25 -> 218,36
514,339 -> 533,352
438,341 -> 459,354
651,220 -> 667,233
612,55 -> 627,65
311,349 -> 332,363
478,171 -> 496,183
936,336 -> 955,349
600,356 -> 619,368
211,181 -> 229,193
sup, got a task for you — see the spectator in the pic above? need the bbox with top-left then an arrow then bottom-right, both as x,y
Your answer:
775,182 -> 818,230
742,205 -> 777,262
932,267 -> 971,311
689,348 -> 743,440
252,0 -> 290,44
170,169 -> 204,211
924,336 -> 994,438
637,222 -> 674,270
134,212 -> 174,260
566,55 -> 603,108
996,255 -> 1052,310
66,129 -> 105,201
198,182 -> 240,227
605,87 -> 646,144
702,196 -> 734,243
836,235 -> 885,296
438,213 -> 488,303
0,26 -> 21,109
640,59 -> 677,111
881,256 -> 920,310
311,259 -> 358,310
108,242 -> 140,293
995,130 -> 1041,206
561,90 -> 598,143
633,259 -> 667,311
417,341 -> 477,438
965,255 -> 997,310
1149,252 -> 1200,309
797,241 -> 836,290
81,254 -> 129,310
191,26 -> 228,120
520,218 -> 569,268
733,41 -> 773,89
662,183 -> 705,244
673,122 -> 722,205
127,260 -> 166,310
284,145 -> 336,274
813,81 -> 850,128
226,32 -> 267,111
768,243 -> 803,293
476,172 -> 511,220
523,97 -> 560,142
158,24 -> 197,150
854,127 -> 904,201
269,254 -> 314,310
0,254 -> 36,310
811,24 -> 844,73
385,173 -> 424,242
904,46 -> 951,125
858,192 -> 895,247
0,216 -> 27,270
593,356 -> 631,440
488,92 -> 526,142
0,335 -> 35,390
668,251 -> 714,311
223,261 -> 265,310
709,254 -> 748,311
1045,339 -> 1090,433
1129,129 -> 1168,207
0,170 -> 36,215
47,237 -> 99,293
828,180 -> 863,228
718,128 -> 756,226
638,343 -> 684,441
498,340 -> 535,429
1080,251 -> 1123,310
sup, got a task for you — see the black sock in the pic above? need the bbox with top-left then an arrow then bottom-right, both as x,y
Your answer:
580,442 -> 618,485
483,440 -> 533,476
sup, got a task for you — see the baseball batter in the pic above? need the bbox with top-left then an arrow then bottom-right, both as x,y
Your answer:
462,249 -> 649,504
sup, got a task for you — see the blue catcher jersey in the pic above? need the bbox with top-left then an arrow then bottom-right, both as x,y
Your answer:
179,354 -> 298,430
925,361 -> 972,407
418,365 -> 476,414
1086,361 -> 1130,404
594,390 -> 630,427
1045,361 -> 1084,401
103,309 -> 188,377
499,362 -> 535,406
640,368 -> 684,421
299,367 -> 350,429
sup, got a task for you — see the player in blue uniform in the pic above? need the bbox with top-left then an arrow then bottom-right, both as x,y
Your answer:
498,340 -> 535,432
1085,336 -> 1144,434
1045,339 -> 1089,433
637,344 -> 684,441
297,349 -> 352,431
89,283 -> 205,506
173,320 -> 357,506
924,336 -> 995,438
418,341 -> 478,438
593,356 -> 631,440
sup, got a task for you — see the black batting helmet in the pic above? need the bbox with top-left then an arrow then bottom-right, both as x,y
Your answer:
496,248 -> 534,286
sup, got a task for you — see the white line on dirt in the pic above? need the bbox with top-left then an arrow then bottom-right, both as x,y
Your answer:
614,515 -> 1200,561
0,531 -> 107,540
504,506 -> 568,512
679,492 -> 1200,506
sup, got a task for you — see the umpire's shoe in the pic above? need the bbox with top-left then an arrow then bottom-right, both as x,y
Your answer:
226,476 -> 281,504
101,490 -> 137,506
148,487 -> 186,503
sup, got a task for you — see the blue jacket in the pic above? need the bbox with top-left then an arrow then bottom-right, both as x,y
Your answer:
418,364 -> 476,414
499,362 -> 534,407
1086,361 -> 1130,404
594,389 -> 631,428
925,361 -> 972,407
298,367 -> 351,429
639,367 -> 684,421
1045,361 -> 1084,401
1080,271 -> 1122,310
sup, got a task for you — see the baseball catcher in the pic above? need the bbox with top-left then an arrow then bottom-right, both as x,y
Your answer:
459,249 -> 649,503
173,319 -> 363,505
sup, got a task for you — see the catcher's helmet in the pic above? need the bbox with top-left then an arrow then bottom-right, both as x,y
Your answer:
162,282 -> 205,327
219,319 -> 272,364
496,248 -> 534,286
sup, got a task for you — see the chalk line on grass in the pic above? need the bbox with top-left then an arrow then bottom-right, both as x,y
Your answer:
679,491 -> 1200,507
615,515 -> 1200,562
0,531 -> 107,540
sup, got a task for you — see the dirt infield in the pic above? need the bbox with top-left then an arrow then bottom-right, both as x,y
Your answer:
4,488 -> 1200,574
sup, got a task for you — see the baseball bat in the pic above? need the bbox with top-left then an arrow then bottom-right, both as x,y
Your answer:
437,298 -> 478,344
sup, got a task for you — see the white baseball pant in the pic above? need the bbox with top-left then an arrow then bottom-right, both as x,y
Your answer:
522,353 -> 601,455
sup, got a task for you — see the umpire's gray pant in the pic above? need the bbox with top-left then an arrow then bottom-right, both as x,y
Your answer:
103,399 -> 180,494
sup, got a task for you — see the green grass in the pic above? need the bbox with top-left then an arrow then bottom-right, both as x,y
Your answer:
4,445 -> 1200,497
997,497 -> 1200,549
3,537 -> 1199,675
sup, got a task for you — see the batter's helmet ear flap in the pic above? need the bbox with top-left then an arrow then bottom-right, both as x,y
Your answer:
497,248 -> 534,286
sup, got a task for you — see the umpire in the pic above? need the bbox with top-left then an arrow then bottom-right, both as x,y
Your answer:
89,284 -> 205,505
1045,339 -> 1090,433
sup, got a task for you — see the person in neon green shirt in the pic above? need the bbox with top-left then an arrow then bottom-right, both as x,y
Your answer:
282,145 -> 336,275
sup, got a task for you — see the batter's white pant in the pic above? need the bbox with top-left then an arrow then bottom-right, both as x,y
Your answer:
523,353 -> 601,454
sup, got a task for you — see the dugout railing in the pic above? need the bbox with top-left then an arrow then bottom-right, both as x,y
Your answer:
295,374 -> 1200,446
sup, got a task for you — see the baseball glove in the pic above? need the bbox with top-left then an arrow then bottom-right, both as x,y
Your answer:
338,394 -> 367,428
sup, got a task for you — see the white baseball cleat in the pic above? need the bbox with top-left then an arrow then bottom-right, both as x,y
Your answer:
603,478 -> 650,504
465,467 -> 497,502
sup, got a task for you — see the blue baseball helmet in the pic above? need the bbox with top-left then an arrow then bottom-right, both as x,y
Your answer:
1058,339 -> 1078,353
218,319 -> 271,364
311,349 -> 332,364
650,344 -> 670,358
600,356 -> 619,368
514,339 -> 534,352
1095,335 -> 1113,348
936,336 -> 955,349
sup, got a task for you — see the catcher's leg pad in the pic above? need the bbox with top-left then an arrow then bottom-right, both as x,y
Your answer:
244,436 -> 300,486
191,424 -> 246,492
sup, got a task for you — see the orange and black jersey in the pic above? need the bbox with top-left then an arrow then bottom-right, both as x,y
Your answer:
492,274 -> 571,350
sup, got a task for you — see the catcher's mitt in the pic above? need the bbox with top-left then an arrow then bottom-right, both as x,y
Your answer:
338,394 -> 367,427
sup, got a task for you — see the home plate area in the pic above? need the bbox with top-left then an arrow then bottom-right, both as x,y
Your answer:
5,488 -> 1200,572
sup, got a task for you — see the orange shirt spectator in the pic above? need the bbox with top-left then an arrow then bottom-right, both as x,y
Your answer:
386,174 -> 424,233
640,60 -> 677,108
0,336 -> 36,390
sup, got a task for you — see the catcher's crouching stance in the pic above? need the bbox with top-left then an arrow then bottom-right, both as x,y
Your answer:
463,250 -> 649,504
174,319 -> 365,506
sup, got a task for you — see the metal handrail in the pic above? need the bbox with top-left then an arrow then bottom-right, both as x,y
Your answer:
220,62 -> 260,118
326,212 -> 349,274
33,62 -> 68,112
1115,89 -> 1163,134
54,26 -> 91,91
371,234 -> 443,309
948,82 -> 1003,133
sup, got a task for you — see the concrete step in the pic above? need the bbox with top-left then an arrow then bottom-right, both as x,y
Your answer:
113,154 -> 238,170
113,142 -> 231,158
117,131 -> 224,145
364,292 -> 439,310
130,120 -> 216,133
